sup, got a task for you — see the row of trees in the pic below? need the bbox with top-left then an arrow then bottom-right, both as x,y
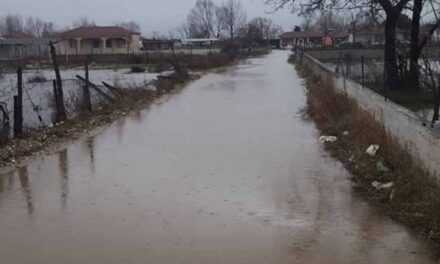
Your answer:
0,14 -> 55,38
180,0 -> 246,39
72,16 -> 141,32
266,0 -> 440,90
0,14 -> 141,38
180,0 -> 283,42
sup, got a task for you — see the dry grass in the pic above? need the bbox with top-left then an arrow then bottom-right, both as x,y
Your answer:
297,62 -> 440,247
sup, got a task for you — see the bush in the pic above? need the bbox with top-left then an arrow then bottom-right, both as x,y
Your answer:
221,41 -> 241,58
130,66 -> 146,73
28,73 -> 47,83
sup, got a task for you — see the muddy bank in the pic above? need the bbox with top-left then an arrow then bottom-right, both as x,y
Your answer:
0,71 -> 198,168
296,61 -> 440,249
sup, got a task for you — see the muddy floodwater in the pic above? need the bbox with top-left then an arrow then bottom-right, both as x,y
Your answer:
0,51 -> 437,263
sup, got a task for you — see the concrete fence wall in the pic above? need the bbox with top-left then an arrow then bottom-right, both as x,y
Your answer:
306,46 -> 440,61
303,53 -> 440,177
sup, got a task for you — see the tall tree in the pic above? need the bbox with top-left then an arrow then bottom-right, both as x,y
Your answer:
219,0 -> 247,39
265,0 -> 410,89
0,14 -> 24,35
73,17 -> 96,28
368,0 -> 410,88
115,21 -> 141,32
187,0 -> 218,38
406,0 -> 440,90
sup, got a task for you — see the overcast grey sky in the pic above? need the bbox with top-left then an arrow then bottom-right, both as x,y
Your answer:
1,0 -> 300,36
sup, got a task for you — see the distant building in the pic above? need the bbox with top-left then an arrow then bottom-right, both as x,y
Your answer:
280,31 -> 348,48
270,39 -> 281,49
55,26 -> 142,55
142,38 -> 179,51
349,26 -> 406,46
0,33 -> 50,60
181,38 -> 220,48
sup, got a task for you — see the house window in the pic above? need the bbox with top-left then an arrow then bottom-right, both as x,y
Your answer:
93,40 -> 100,48
106,39 -> 112,48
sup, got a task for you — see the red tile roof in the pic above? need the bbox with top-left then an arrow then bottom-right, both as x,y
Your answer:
59,26 -> 140,39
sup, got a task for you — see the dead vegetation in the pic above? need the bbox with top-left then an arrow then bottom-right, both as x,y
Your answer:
297,62 -> 440,248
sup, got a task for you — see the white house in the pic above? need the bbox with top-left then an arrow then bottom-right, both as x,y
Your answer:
55,26 -> 142,55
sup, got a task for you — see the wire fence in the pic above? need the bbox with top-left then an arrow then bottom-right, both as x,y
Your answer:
293,48 -> 440,126
0,66 -> 157,141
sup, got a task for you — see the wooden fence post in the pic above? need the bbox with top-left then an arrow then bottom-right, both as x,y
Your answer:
361,56 -> 365,87
13,67 -> 23,137
53,80 -> 59,121
83,61 -> 92,112
49,41 -> 66,121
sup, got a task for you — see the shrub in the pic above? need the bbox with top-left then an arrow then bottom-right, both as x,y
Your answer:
28,73 -> 47,83
130,66 -> 146,73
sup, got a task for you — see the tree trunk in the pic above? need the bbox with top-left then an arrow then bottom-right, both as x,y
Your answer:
230,25 -> 234,40
408,0 -> 423,90
384,14 -> 400,90
49,41 -> 67,121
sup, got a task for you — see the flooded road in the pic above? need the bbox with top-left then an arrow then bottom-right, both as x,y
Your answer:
0,51 -> 437,263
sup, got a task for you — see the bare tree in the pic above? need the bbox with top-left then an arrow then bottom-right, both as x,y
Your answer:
265,0 -> 410,89
0,15 -> 56,38
115,21 -> 141,32
300,14 -> 315,31
219,0 -> 247,39
41,22 -> 55,37
73,17 -> 96,28
405,0 -> 440,91
187,0 -> 218,38
0,14 -> 24,35
177,23 -> 191,39
215,6 -> 227,37
314,11 -> 348,32
247,17 -> 283,39
24,17 -> 46,37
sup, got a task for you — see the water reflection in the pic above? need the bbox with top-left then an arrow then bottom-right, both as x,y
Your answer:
0,51 -> 436,264
85,136 -> 96,174
17,166 -> 33,215
115,118 -> 126,144
58,149 -> 69,209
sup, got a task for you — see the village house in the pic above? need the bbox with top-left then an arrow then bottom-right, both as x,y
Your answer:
55,26 -> 142,55
280,31 -> 348,48
349,26 -> 407,46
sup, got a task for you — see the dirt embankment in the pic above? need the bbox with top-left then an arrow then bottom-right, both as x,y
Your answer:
296,61 -> 440,249
0,76 -> 189,168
